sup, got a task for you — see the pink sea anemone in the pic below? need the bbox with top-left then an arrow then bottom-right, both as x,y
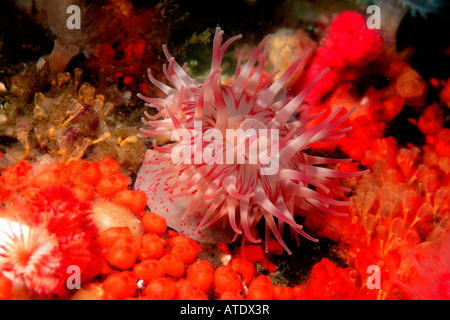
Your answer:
0,184 -> 99,297
135,28 -> 368,254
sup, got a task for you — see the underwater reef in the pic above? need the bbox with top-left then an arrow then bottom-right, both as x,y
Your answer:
0,0 -> 449,300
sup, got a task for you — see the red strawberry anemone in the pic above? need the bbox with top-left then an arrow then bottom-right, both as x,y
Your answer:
135,28 -> 368,254
0,185 -> 99,297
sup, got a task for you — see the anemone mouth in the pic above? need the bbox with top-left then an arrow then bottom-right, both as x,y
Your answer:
136,27 -> 368,254
0,219 -> 33,270
0,218 -> 62,292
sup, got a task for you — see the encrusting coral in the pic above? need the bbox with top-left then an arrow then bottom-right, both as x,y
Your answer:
0,157 -> 147,298
0,67 -> 146,174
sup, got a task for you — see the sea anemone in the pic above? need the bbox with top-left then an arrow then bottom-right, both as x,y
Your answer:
0,184 -> 99,297
135,27 -> 368,254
